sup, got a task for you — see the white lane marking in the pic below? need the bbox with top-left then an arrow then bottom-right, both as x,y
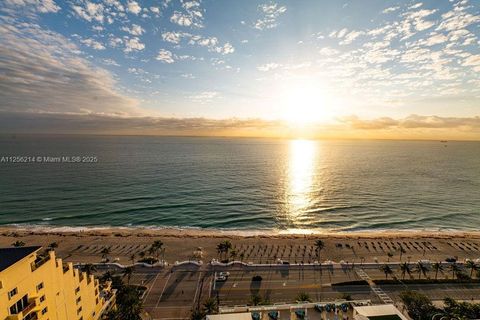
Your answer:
156,272 -> 172,308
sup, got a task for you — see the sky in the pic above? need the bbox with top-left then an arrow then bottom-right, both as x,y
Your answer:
0,0 -> 479,139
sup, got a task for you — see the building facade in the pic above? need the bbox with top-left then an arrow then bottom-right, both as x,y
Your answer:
0,246 -> 115,320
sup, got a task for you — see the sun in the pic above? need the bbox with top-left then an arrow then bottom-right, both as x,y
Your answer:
280,82 -> 333,125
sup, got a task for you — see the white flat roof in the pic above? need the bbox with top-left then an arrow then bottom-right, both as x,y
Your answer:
206,313 -> 252,320
353,304 -> 408,320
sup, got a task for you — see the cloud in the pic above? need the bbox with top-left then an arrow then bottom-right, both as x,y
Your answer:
156,49 -> 175,63
254,2 -> 287,30
190,91 -> 219,103
382,6 -> 399,14
170,0 -> 204,28
124,37 -> 145,52
121,24 -> 145,36
340,115 -> 480,130
161,31 -> 185,44
160,32 -> 235,55
340,30 -> 364,45
171,11 -> 194,27
127,0 -> 141,14
0,17 -> 139,116
437,4 -> 480,32
80,38 -> 106,50
102,58 -> 119,66
71,1 -> 104,23
0,112 -> 288,136
257,63 -> 281,71
3,0 -> 60,13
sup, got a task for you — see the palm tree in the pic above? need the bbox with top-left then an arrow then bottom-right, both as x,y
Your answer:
123,266 -> 134,285
432,262 -> 444,280
415,262 -> 429,279
398,245 -> 406,261
217,241 -> 232,261
149,240 -> 164,260
190,308 -> 206,320
100,247 -> 111,261
380,264 -> 393,279
83,263 -> 97,276
250,294 -> 263,306
465,260 -> 478,278
12,240 -> 25,247
222,240 -> 232,258
449,263 -> 460,279
202,297 -> 218,314
47,242 -> 58,251
216,243 -> 225,259
315,239 -> 325,262
387,252 -> 393,262
400,262 -> 412,280
239,252 -> 245,262
130,253 -> 136,266
296,292 -> 312,302
229,249 -> 237,261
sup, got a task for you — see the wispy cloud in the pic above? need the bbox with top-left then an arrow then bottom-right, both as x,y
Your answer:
0,16 -> 139,116
254,1 -> 287,30
4,0 -> 60,13
340,115 -> 480,130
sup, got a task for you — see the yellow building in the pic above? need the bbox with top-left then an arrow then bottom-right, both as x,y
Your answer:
0,246 -> 115,320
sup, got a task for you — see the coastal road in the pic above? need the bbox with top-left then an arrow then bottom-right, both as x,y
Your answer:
128,263 -> 480,319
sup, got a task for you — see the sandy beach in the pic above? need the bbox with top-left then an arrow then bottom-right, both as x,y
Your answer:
1,226 -> 480,265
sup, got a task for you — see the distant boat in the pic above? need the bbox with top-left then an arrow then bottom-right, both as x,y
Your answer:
440,140 -> 448,143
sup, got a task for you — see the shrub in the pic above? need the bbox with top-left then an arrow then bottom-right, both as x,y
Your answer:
252,275 -> 263,282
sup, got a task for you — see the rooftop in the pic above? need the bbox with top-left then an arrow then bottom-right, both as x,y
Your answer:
353,304 -> 408,320
0,246 -> 41,272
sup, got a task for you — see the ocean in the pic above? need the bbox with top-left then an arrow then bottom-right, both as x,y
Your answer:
0,135 -> 479,233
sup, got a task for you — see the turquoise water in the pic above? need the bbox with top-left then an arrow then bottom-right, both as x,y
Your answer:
0,135 -> 479,232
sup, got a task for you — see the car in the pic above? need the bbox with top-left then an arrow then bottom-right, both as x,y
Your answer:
219,271 -> 230,277
215,275 -> 228,281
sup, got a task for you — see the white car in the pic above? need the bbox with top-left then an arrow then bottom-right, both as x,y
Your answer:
215,275 -> 227,282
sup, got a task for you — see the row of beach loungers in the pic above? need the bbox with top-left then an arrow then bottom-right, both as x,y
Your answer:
73,244 -> 151,255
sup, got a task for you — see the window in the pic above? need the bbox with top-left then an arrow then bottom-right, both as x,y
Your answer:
75,286 -> 80,294
77,306 -> 82,314
42,307 -> 48,315
40,295 -> 46,302
9,295 -> 28,314
76,296 -> 81,304
95,297 -> 99,304
24,312 -> 37,320
36,282 -> 44,291
8,287 -> 18,299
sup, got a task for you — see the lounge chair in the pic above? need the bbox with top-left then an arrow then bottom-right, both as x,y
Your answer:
295,309 -> 306,319
314,304 -> 323,312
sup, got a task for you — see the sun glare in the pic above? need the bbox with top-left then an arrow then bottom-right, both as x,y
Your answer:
286,139 -> 316,221
280,81 -> 333,126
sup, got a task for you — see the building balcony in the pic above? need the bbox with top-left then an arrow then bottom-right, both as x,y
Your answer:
30,254 -> 51,272
6,299 -> 40,320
